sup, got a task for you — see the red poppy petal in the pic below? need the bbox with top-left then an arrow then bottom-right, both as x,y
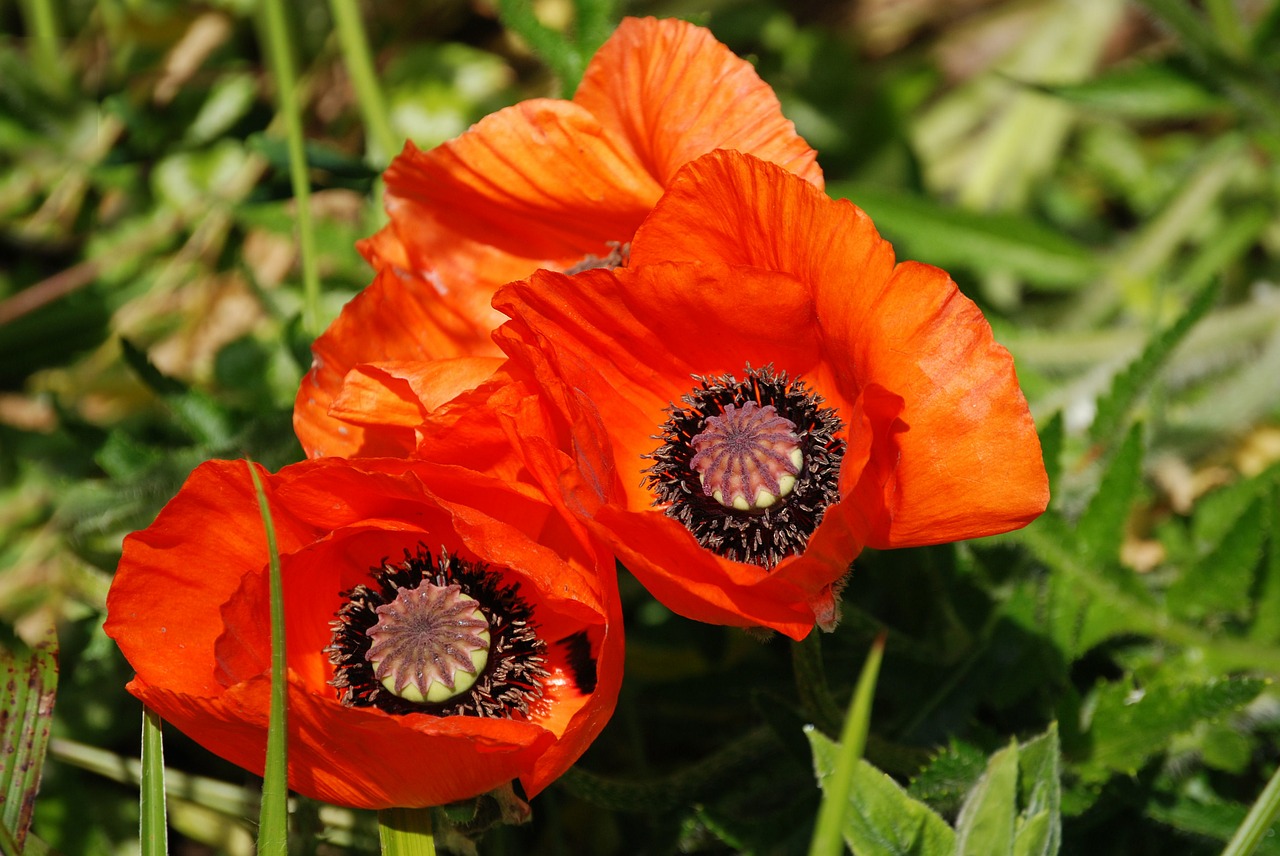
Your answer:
630,152 -> 895,331
846,262 -> 1049,547
382,100 -> 661,262
575,18 -> 822,189
128,675 -> 552,809
589,505 -> 815,638
105,461 -> 318,696
295,266 -> 506,459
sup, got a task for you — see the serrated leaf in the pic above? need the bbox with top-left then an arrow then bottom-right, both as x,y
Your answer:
955,742 -> 1018,856
1029,61 -> 1227,120
1167,498 -> 1267,620
826,184 -> 1101,289
1088,283 -> 1218,446
0,629 -> 58,851
1250,485 -> 1280,644
1077,676 -> 1265,784
909,740 -> 989,817
1193,460 -> 1280,552
1077,422 -> 1145,567
808,734 -> 956,856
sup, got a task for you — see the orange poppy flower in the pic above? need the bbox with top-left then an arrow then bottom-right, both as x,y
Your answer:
296,15 -> 820,459
492,150 -> 1049,639
105,456 -> 623,809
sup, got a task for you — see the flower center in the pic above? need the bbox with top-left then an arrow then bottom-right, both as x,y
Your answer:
366,581 -> 491,704
690,402 -> 803,510
327,546 -> 549,718
643,364 -> 845,568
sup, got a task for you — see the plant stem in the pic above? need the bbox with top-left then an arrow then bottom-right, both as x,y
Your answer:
258,0 -> 323,336
791,633 -> 844,736
1221,759 -> 1280,856
378,807 -> 437,856
327,0 -> 398,166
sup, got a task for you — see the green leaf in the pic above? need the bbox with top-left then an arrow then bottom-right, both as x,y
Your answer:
1251,485 -> 1280,644
955,742 -> 1018,856
1038,413 -> 1064,511
1192,460 -> 1280,552
1088,283 -> 1218,446
1167,497 -> 1267,620
0,627 -> 57,851
808,741 -> 955,856
1077,676 -> 1265,785
1014,725 -> 1061,856
826,183 -> 1101,290
1077,422 -> 1145,569
1029,61 -> 1228,120
909,740 -> 989,817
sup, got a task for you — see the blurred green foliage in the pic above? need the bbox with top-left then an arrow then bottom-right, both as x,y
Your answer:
2,0 -> 1280,853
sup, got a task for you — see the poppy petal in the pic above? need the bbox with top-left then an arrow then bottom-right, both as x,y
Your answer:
575,18 -> 822,189
382,99 -> 661,262
837,261 -> 1049,547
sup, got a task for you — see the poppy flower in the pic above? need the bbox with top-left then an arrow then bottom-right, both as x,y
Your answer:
492,150 -> 1050,639
296,15 -> 821,459
105,455 -> 623,809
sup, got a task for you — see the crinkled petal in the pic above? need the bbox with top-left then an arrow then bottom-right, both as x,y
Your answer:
382,100 -> 660,263
576,18 -> 822,189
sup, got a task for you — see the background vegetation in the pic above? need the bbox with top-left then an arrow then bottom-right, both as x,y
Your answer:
2,0 -> 1280,853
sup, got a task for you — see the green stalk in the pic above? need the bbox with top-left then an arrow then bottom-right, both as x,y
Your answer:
258,0 -> 323,336
1221,760 -> 1280,856
327,0 -> 398,166
17,0 -> 66,94
140,708 -> 168,856
1205,0 -> 1249,58
808,632 -> 887,856
378,807 -> 438,856
791,633 -> 844,736
249,462 -> 289,855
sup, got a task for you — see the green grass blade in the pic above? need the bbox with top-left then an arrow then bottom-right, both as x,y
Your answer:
378,807 -> 437,856
0,629 -> 57,851
808,631 -> 888,856
140,707 -> 168,855
257,0 -> 322,336
496,0 -> 583,95
248,461 -> 289,855
1222,758 -> 1280,856
327,0 -> 398,166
